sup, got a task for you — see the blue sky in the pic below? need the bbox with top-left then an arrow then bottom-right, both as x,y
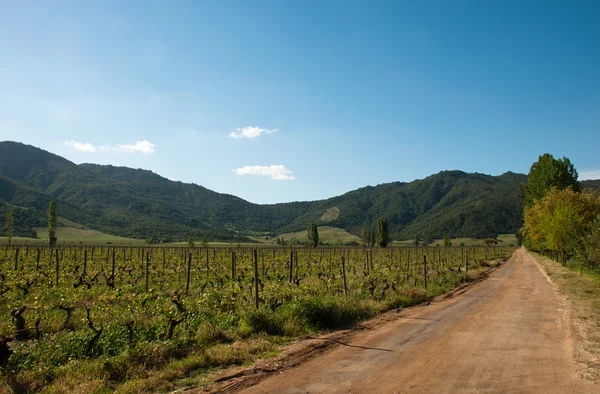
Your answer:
1,0 -> 599,203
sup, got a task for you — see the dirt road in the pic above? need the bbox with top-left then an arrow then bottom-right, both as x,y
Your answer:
239,249 -> 600,394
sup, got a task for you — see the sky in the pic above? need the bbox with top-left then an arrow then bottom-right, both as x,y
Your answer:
1,0 -> 599,204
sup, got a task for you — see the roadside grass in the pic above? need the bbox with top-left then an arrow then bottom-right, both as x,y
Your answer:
0,258 -> 504,393
534,254 -> 600,382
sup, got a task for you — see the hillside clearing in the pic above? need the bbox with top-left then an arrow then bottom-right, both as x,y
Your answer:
276,226 -> 361,245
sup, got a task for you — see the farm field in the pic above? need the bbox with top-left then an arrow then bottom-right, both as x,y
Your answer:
0,244 -> 515,392
393,233 -> 519,247
273,226 -> 362,245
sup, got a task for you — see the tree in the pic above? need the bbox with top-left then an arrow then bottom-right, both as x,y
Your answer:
524,153 -> 580,207
5,208 -> 13,246
522,187 -> 600,264
361,226 -> 369,247
413,234 -> 422,247
187,237 -> 195,248
47,200 -> 57,247
307,223 -> 319,248
443,234 -> 452,247
200,236 -> 208,248
377,218 -> 390,247
369,228 -> 376,248
580,215 -> 600,270
482,238 -> 498,246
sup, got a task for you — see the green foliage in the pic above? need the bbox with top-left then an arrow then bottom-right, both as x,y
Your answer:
377,217 -> 390,247
5,208 -> 13,245
200,236 -> 208,248
0,244 -> 515,392
369,228 -> 376,247
187,237 -> 195,248
47,199 -> 57,247
361,226 -> 368,247
443,234 -> 452,247
581,215 -> 600,268
1,142 -> 599,243
307,223 -> 319,248
414,234 -> 422,247
523,187 -> 600,262
525,153 -> 580,207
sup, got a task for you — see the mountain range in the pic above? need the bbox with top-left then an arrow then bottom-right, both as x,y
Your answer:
1,141 -> 598,243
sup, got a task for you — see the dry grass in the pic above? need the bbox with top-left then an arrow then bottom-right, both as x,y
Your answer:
535,254 -> 600,382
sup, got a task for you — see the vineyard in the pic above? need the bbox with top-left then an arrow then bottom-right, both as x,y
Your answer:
0,245 -> 516,392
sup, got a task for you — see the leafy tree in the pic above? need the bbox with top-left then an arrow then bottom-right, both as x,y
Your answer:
369,228 -> 376,248
187,237 -> 195,248
200,236 -> 208,248
580,215 -> 600,269
361,226 -> 369,247
5,208 -> 13,246
523,187 -> 600,263
413,234 -> 422,247
524,153 -> 580,207
443,234 -> 452,247
307,223 -> 319,248
377,218 -> 390,247
47,200 -> 57,247
482,238 -> 498,246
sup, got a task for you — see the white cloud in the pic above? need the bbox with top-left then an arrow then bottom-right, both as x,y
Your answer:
64,140 -> 97,153
233,165 -> 295,180
115,140 -> 156,153
580,170 -> 600,180
63,140 -> 156,154
228,126 -> 278,140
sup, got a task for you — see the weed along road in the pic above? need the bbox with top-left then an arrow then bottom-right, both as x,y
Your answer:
236,249 -> 600,394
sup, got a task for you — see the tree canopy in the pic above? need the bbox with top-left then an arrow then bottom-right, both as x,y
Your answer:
523,187 -> 600,262
525,153 -> 580,207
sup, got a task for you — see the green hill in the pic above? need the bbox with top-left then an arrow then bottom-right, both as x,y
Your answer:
1,141 -> 598,243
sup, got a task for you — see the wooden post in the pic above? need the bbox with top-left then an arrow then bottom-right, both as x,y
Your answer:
55,249 -> 59,287
341,255 -> 348,296
289,250 -> 294,283
36,247 -> 40,271
186,253 -> 192,294
205,247 -> 210,273
111,249 -> 116,285
14,248 -> 19,270
423,255 -> 427,289
465,249 -> 469,279
253,250 -> 259,309
145,251 -> 150,292
83,249 -> 87,277
407,248 -> 411,281
231,252 -> 236,283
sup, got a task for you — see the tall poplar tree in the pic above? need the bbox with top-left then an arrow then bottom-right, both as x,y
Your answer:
307,223 -> 319,248
377,217 -> 390,247
5,208 -> 14,246
48,200 -> 57,247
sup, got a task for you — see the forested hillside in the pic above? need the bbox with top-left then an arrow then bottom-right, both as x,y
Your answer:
1,141 -> 597,242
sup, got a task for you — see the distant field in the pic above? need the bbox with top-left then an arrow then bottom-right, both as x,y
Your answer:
393,233 -> 519,247
0,227 -> 145,245
276,225 -> 362,245
34,227 -> 145,244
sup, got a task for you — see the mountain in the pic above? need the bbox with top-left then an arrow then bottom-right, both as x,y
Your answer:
1,141 -> 598,243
